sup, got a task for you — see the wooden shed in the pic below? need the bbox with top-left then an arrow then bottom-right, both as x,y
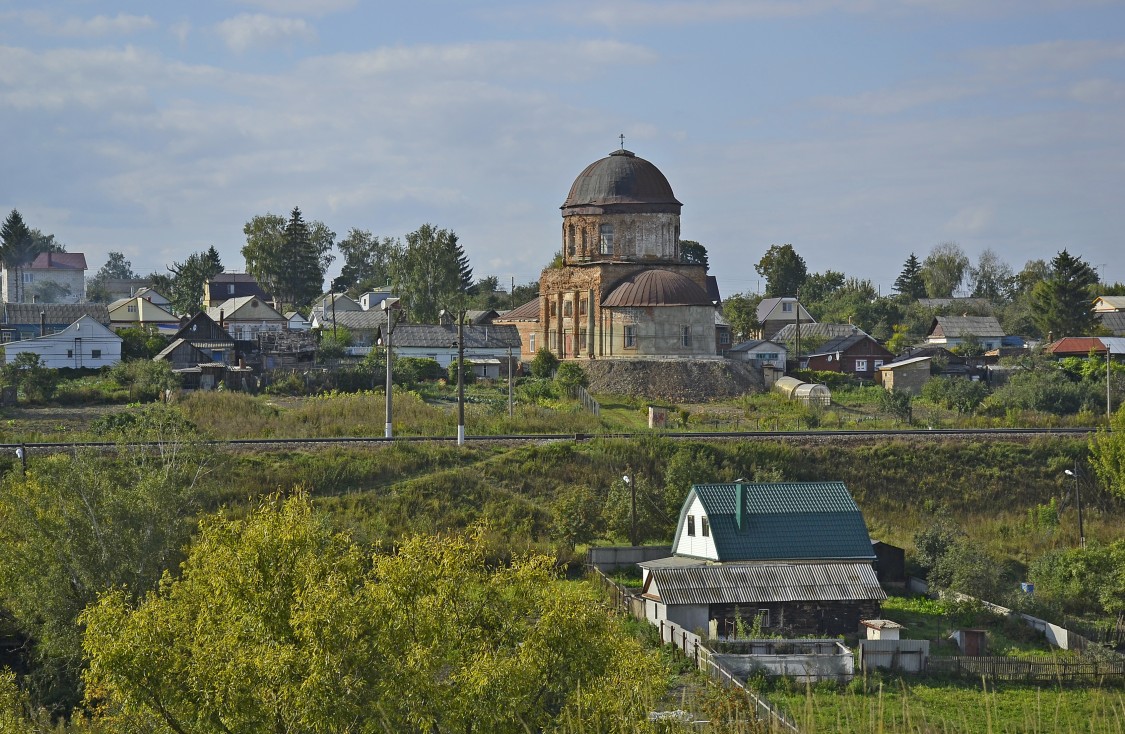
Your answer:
878,356 -> 932,396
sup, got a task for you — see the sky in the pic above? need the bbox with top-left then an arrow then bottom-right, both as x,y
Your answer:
3,0 -> 1124,299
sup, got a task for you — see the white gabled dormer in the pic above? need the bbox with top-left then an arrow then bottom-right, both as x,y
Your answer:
671,488 -> 719,561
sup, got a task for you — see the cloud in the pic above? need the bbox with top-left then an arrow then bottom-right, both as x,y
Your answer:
214,14 -> 317,53
967,39 -> 1125,75
8,11 -> 156,37
236,0 -> 357,15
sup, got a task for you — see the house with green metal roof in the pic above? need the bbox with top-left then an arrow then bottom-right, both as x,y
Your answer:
639,482 -> 885,637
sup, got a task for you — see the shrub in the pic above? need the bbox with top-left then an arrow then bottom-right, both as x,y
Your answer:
1,353 -> 58,402
447,358 -> 476,385
985,368 -> 1095,416
395,357 -> 444,385
554,361 -> 587,392
921,376 -> 990,413
529,348 -> 559,379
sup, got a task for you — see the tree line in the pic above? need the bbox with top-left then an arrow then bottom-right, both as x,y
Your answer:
723,241 -> 1121,345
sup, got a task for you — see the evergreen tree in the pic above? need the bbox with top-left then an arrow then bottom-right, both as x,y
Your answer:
165,247 -> 224,314
679,240 -> 709,268
894,253 -> 926,299
1,209 -> 37,303
1030,249 -> 1099,338
243,208 -> 335,309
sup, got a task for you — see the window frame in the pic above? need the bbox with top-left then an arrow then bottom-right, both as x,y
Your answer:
623,325 -> 636,349
855,358 -> 869,372
599,224 -> 614,255
681,325 -> 692,348
701,516 -> 710,537
686,515 -> 695,537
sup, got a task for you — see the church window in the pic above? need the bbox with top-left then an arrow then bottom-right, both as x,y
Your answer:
581,228 -> 587,252
563,301 -> 573,317
681,326 -> 692,347
599,224 -> 614,255
579,298 -> 587,316
567,225 -> 575,256
550,302 -> 557,317
623,325 -> 636,348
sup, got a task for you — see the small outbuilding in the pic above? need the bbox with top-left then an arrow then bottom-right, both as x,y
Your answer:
877,356 -> 932,395
861,619 -> 905,641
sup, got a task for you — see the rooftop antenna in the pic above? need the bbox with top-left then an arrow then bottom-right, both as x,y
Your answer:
619,133 -> 625,150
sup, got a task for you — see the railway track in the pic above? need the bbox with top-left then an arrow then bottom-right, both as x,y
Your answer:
0,426 -> 1098,452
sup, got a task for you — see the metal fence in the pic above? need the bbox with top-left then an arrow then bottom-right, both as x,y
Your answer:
568,384 -> 601,417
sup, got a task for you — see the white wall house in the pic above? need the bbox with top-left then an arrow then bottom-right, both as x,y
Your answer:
2,252 -> 88,304
2,315 -> 122,368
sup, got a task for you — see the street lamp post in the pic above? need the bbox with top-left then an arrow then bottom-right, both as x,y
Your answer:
380,298 -> 402,439
1064,462 -> 1085,548
457,311 -> 465,445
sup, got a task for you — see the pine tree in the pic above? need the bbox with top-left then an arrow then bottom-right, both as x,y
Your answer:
1030,249 -> 1099,339
1,209 -> 37,303
894,253 -> 926,299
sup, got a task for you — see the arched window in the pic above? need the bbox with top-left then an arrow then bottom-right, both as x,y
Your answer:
567,225 -> 575,256
599,224 -> 614,255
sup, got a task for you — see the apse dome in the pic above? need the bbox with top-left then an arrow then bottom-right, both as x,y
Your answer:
602,269 -> 712,308
562,149 -> 682,214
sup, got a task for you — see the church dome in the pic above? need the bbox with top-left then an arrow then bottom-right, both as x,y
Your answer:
602,269 -> 712,308
562,149 -> 682,214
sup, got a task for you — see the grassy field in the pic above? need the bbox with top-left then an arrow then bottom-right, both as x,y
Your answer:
768,676 -> 1125,733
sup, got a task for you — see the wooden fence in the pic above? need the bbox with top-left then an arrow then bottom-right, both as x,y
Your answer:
587,568 -> 798,732
928,655 -> 1125,683
568,384 -> 601,417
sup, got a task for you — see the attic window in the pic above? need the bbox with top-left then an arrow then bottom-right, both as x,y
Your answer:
228,284 -> 235,295
686,516 -> 695,536
701,517 -> 710,537
782,302 -> 793,313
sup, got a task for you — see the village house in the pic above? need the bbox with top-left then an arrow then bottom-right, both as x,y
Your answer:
756,298 -> 815,342
726,339 -> 787,371
2,252 -> 88,304
107,294 -> 180,333
492,299 -> 541,363
925,316 -> 1007,351
2,315 -> 122,368
383,323 -> 522,379
206,296 -> 287,342
1094,296 -> 1125,336
161,312 -> 237,365
204,273 -> 271,308
802,334 -> 894,379
639,481 -> 885,637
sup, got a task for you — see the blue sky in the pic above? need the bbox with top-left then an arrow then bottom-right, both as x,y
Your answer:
2,0 -> 1124,298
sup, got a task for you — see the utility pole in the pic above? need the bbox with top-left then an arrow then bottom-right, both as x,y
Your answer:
1064,462 -> 1085,548
624,472 -> 636,546
507,344 -> 514,418
457,311 -> 465,446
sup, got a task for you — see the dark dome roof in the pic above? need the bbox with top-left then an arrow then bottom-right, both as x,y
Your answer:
603,270 -> 713,308
562,149 -> 682,212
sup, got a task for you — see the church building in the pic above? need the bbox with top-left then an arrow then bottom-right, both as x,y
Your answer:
535,147 -> 720,359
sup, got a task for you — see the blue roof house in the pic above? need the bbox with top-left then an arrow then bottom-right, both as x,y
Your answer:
639,482 -> 885,637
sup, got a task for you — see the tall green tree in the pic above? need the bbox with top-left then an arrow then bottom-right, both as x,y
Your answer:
921,242 -> 969,298
893,253 -> 926,299
968,248 -> 1014,302
722,292 -> 763,341
82,494 -> 663,734
755,243 -> 807,297
243,208 -> 335,308
1,209 -> 38,303
391,223 -> 473,322
163,246 -> 224,314
331,228 -> 400,294
0,422 -> 203,711
679,239 -> 709,268
801,270 -> 846,305
1030,249 -> 1099,338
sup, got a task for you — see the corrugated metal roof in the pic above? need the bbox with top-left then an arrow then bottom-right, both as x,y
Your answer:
878,356 -> 931,370
602,269 -> 713,307
772,323 -> 865,344
687,483 -> 876,563
930,316 -> 1005,339
1099,312 -> 1125,336
2,303 -> 111,325
315,310 -> 389,330
646,562 -> 885,605
495,298 -> 540,322
804,333 -> 886,358
392,324 -> 522,349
